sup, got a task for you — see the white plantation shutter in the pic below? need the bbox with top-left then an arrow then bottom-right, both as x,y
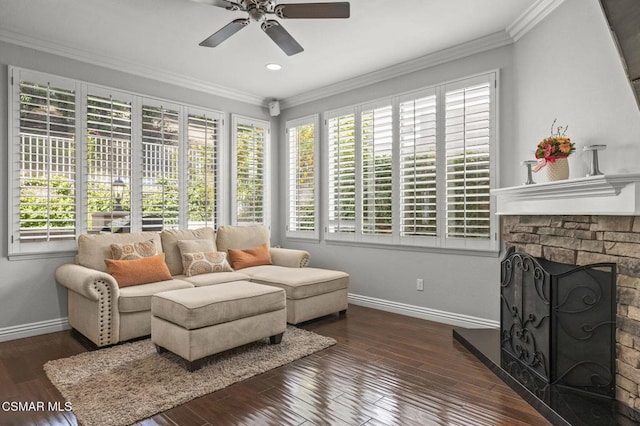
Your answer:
11,72 -> 78,253
399,93 -> 438,241
322,73 -> 497,251
187,112 -> 220,229
141,103 -> 180,230
286,116 -> 318,239
445,76 -> 493,241
232,115 -> 270,226
86,90 -> 132,233
361,104 -> 393,236
327,112 -> 356,238
8,67 -> 232,255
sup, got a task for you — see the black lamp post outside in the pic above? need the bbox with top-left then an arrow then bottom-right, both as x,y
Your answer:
112,178 -> 126,211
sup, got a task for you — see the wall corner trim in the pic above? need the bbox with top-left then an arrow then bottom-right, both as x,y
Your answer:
0,317 -> 70,343
507,0 -> 566,42
348,293 -> 499,329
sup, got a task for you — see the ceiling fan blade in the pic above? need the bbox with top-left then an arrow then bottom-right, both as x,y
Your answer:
191,0 -> 237,9
275,2 -> 350,19
261,20 -> 304,56
199,18 -> 249,47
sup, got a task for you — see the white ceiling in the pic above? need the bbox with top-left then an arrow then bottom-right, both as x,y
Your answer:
0,0 -> 538,105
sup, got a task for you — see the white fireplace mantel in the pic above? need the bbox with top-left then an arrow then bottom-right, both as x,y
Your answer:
491,174 -> 640,215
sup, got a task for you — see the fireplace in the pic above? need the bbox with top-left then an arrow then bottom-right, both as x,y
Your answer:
500,247 -> 616,398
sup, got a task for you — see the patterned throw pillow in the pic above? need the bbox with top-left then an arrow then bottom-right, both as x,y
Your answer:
110,239 -> 157,260
182,252 -> 233,277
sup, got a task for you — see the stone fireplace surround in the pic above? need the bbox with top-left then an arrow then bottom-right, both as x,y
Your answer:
501,214 -> 640,410
491,174 -> 640,415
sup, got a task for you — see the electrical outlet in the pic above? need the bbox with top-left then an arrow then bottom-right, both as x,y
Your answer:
416,278 -> 424,291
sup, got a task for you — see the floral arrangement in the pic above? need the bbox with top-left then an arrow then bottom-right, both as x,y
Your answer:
533,119 -> 575,171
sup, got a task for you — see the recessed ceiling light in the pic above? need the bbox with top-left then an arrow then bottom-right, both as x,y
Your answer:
266,63 -> 282,71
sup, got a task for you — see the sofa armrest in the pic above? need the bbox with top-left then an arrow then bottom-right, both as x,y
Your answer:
269,248 -> 310,268
55,263 -> 121,346
55,263 -> 120,301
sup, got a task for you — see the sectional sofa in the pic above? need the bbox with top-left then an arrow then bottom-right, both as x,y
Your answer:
55,225 -> 349,347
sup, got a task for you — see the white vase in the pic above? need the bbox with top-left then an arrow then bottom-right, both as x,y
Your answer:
546,157 -> 569,181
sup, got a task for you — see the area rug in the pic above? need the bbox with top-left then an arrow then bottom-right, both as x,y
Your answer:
44,326 -> 335,426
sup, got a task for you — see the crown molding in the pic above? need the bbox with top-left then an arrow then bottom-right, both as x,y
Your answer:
507,0 -> 566,42
0,28 -> 265,106
280,30 -> 513,110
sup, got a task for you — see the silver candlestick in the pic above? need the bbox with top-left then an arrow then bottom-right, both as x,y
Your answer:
584,144 -> 606,176
522,160 -> 538,185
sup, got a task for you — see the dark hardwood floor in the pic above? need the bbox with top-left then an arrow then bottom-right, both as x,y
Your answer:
0,305 -> 550,425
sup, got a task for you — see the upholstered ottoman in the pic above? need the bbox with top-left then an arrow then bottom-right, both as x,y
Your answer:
151,281 -> 286,371
245,266 -> 349,324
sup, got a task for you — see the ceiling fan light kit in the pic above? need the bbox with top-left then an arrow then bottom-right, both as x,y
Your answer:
193,0 -> 350,56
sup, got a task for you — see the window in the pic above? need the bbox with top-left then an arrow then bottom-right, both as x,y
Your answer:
361,104 -> 393,237
8,67 -> 226,256
232,115 -> 270,227
326,111 -> 356,239
399,92 -> 437,242
285,115 -> 319,239
445,78 -> 492,241
86,89 -> 133,233
10,72 -> 78,254
187,111 -> 221,229
141,102 -> 180,231
324,72 -> 497,251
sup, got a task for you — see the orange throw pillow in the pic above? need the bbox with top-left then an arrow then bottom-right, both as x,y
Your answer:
227,244 -> 272,270
105,254 -> 172,288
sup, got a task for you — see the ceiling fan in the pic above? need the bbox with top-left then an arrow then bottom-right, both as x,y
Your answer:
192,0 -> 350,56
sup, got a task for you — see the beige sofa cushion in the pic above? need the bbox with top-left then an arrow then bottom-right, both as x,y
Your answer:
77,232 -> 162,272
244,265 -> 349,300
160,228 -> 216,276
152,281 -> 285,330
216,225 -> 270,253
118,279 -> 193,313
174,271 -> 251,287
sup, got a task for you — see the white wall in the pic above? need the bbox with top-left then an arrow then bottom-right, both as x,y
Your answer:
511,0 -> 640,186
278,45 -> 516,324
0,41 -> 271,333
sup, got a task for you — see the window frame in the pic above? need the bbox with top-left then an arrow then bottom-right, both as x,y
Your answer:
8,66 -> 227,257
285,114 -> 320,240
323,71 -> 499,253
324,106 -> 358,243
230,114 -> 271,228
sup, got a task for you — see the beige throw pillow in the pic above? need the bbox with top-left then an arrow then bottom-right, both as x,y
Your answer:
110,239 -> 157,260
181,252 -> 233,277
177,239 -> 215,256
160,228 -> 216,276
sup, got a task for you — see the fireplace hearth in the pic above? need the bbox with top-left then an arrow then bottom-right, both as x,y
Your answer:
500,247 -> 616,399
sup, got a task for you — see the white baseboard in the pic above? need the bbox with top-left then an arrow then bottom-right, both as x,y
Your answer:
348,293 -> 499,329
0,317 -> 70,342
0,296 -> 496,343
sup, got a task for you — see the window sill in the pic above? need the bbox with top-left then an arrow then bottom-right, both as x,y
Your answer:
8,250 -> 77,261
322,239 -> 500,257
284,236 -> 321,244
